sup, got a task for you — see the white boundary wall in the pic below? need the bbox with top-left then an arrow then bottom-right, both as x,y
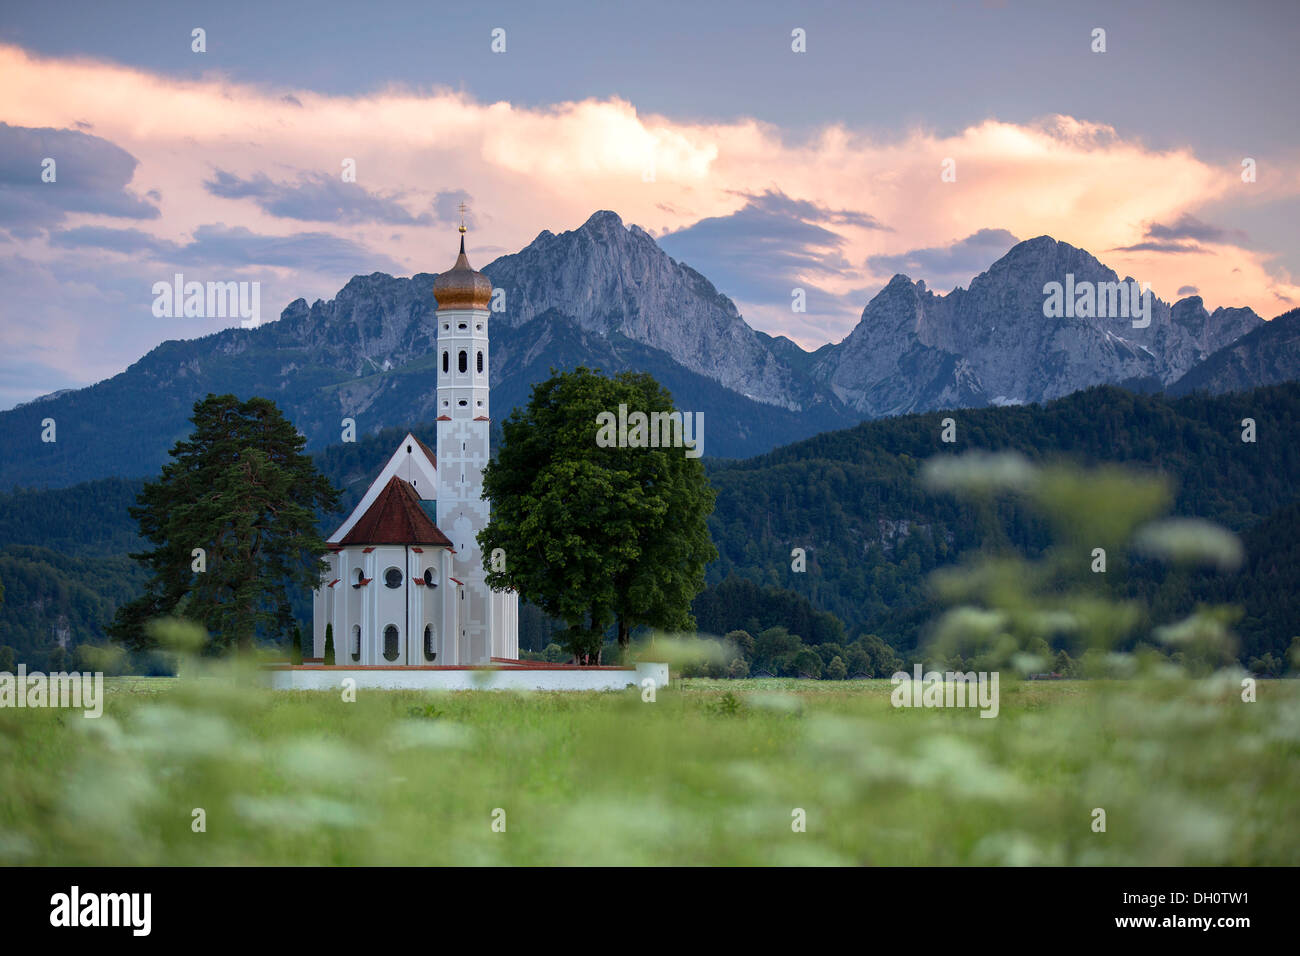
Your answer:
266,662 -> 669,693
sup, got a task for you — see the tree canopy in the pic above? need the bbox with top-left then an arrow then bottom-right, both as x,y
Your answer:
109,394 -> 338,654
480,367 -> 717,661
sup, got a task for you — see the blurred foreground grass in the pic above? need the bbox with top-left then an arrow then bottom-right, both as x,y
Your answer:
1,672 -> 1296,865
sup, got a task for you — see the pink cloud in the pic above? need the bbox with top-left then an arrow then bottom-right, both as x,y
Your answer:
2,39 -> 1298,362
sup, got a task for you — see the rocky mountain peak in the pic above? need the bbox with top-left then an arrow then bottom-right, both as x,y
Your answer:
820,234 -> 1262,416
479,210 -> 822,411
582,208 -> 628,231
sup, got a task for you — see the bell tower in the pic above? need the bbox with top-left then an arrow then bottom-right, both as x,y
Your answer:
433,212 -> 495,663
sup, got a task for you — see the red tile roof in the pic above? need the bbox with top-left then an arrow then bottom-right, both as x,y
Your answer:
339,476 -> 452,548
412,435 -> 437,467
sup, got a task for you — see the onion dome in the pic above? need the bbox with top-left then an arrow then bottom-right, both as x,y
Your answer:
433,233 -> 493,311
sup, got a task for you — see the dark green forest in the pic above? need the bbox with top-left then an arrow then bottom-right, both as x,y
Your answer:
1,383 -> 1296,671
702,383 -> 1299,666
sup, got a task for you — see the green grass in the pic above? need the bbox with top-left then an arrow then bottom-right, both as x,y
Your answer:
1,673 -> 1296,865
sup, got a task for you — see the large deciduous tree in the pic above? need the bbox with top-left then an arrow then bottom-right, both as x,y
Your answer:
109,394 -> 339,654
480,368 -> 717,662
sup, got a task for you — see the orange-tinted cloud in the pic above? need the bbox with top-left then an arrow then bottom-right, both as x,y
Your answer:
2,41 -> 1297,354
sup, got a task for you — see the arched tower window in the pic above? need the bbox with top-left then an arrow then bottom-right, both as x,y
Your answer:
383,625 -> 400,662
442,351 -> 448,373
458,351 -> 467,373
424,625 -> 436,662
351,624 -> 360,662
477,351 -> 483,373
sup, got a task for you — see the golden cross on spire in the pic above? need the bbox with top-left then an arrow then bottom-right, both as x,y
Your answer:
458,201 -> 468,234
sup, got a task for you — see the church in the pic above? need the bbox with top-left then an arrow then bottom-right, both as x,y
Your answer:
310,225 -> 519,666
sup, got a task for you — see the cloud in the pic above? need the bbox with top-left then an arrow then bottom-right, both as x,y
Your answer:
0,245 -> 353,409
723,188 -> 889,232
661,190 -> 866,289
1177,285 -> 1199,296
866,228 -> 1021,288
204,169 -> 432,225
658,189 -> 873,342
51,222 -> 403,274
180,224 -> 404,273
1112,214 -> 1252,256
1111,240 -> 1203,254
51,225 -> 176,256
0,122 -> 158,233
1,42 -> 1298,380
1144,213 -> 1248,244
58,221 -> 403,273
433,189 -> 477,229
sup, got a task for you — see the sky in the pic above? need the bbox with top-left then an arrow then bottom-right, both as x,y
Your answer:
1,0 -> 1298,409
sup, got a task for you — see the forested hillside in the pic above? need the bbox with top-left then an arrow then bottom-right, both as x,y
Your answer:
1,382 -> 1296,669
702,383 -> 1300,659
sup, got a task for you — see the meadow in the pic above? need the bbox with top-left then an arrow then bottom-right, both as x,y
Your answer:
2,671 -> 1296,866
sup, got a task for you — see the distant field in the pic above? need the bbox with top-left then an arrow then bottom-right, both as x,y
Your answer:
1,674 -> 1296,865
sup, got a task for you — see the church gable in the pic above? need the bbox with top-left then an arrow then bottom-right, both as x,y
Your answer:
329,433 -> 438,543
339,475 -> 452,547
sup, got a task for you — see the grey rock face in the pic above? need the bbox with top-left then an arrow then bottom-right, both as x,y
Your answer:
122,217 -> 1275,427
0,213 -> 1278,490
264,210 -> 845,418
272,272 -> 440,378
815,236 -> 1263,416
1169,307 -> 1300,396
482,211 -> 830,412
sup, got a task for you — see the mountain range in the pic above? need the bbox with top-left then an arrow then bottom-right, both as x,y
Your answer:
1,209 -> 1292,489
817,237 -> 1264,414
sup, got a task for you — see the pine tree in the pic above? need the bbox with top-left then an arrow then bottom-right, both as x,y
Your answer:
109,394 -> 339,655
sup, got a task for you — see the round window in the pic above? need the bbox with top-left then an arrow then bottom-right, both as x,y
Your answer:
384,567 -> 403,589
423,568 -> 436,587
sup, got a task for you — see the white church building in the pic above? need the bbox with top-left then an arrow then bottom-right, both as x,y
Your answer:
310,229 -> 518,666
282,228 -> 666,692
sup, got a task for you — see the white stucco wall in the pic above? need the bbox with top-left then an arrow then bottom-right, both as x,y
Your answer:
267,661 -> 669,693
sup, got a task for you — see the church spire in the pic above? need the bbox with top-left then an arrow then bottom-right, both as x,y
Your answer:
433,203 -> 491,311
